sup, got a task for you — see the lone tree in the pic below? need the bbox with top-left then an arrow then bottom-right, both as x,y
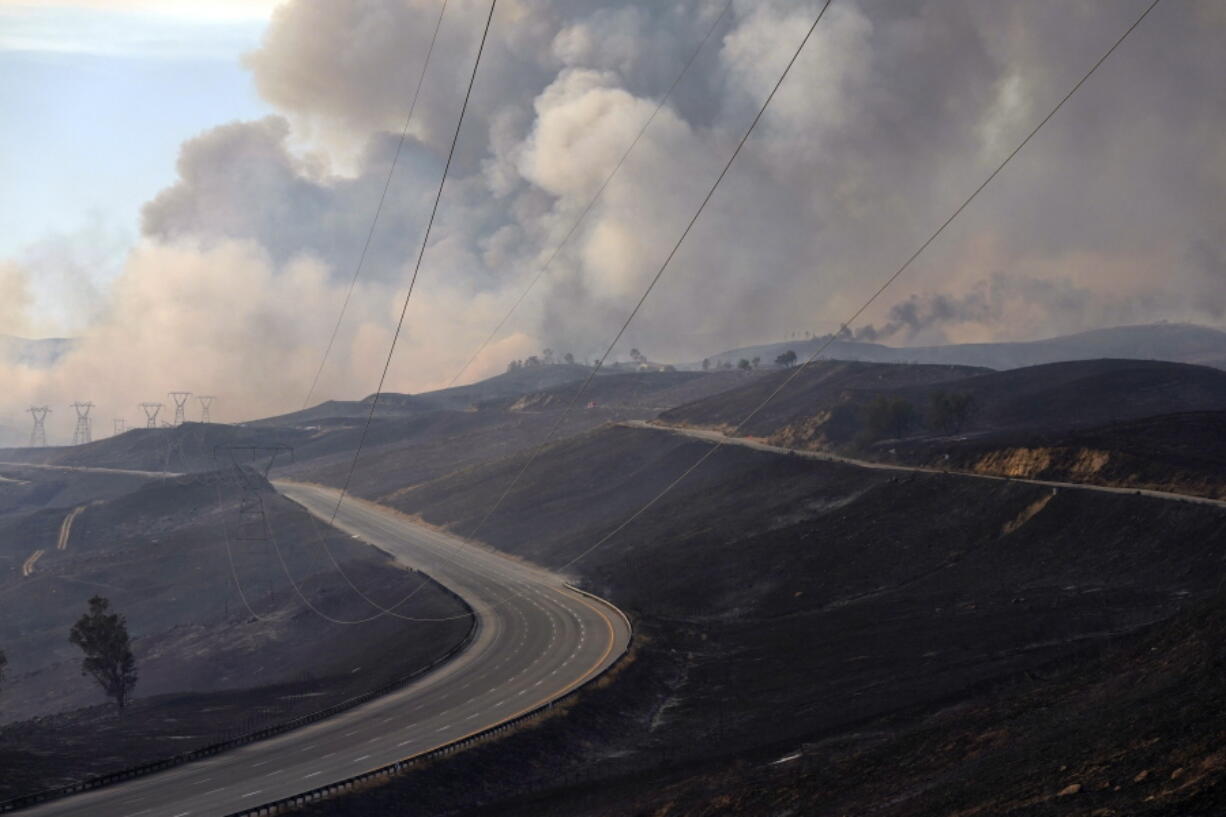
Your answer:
737,358 -> 751,371
69,596 -> 137,711
775,349 -> 798,367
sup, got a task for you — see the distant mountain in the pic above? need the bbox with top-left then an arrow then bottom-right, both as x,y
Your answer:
703,323 -> 1226,372
0,335 -> 75,369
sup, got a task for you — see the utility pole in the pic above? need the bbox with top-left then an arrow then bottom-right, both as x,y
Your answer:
70,402 -> 94,446
140,402 -> 163,429
27,406 -> 50,447
168,392 -> 192,426
197,395 -> 215,424
113,418 -> 126,437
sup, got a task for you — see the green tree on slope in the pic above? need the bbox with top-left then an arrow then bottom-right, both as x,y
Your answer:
70,596 -> 138,712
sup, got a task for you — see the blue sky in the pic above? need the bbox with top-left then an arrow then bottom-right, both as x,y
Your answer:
0,3 -> 274,315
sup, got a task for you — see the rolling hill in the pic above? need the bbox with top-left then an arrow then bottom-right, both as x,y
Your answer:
705,322 -> 1226,372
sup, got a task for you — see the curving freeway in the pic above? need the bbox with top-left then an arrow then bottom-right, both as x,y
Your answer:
21,481 -> 630,817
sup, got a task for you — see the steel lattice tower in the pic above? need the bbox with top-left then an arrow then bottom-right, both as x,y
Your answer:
114,418 -> 126,436
197,395 -> 215,424
140,402 -> 163,429
27,406 -> 50,447
168,392 -> 192,426
70,402 -> 94,446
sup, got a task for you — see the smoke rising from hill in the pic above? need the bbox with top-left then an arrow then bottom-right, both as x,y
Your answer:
3,0 -> 1224,436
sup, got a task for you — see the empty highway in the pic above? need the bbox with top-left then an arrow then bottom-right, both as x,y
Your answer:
20,482 -> 630,817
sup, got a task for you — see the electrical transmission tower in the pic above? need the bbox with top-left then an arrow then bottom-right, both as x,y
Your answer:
113,418 -> 126,436
197,395 -> 215,424
70,402 -> 94,446
215,445 -> 294,540
140,402 -> 163,429
27,406 -> 50,447
168,392 -> 192,426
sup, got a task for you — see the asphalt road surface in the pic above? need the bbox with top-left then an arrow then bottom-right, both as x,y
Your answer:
21,481 -> 630,817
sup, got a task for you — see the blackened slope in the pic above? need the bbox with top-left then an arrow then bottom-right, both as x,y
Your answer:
660,358 -> 1226,448
895,358 -> 1226,432
301,422 -> 1226,817
897,410 -> 1226,500
0,422 -> 305,473
390,424 -> 1226,747
536,584 -> 1226,817
706,322 -> 1226,372
481,370 -> 763,413
657,359 -> 987,436
0,470 -> 468,721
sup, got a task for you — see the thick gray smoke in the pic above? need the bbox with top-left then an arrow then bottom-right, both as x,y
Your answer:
4,0 -> 1225,436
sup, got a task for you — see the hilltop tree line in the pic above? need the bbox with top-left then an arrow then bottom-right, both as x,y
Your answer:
1,595 -> 137,714
508,347 -> 681,372
701,349 -> 799,371
506,348 -> 577,371
506,346 -> 810,374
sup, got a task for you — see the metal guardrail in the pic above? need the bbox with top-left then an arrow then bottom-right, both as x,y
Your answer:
220,585 -> 632,817
0,580 -> 476,815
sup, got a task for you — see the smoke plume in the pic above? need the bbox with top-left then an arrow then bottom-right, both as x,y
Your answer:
4,0 -> 1225,438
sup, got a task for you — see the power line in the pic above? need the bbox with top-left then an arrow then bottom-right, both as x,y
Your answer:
213,472 -> 276,623
301,0 -> 452,410
266,500 -> 475,625
285,0 -> 740,621
553,0 -> 1165,573
446,0 -> 737,388
463,0 -> 837,543
329,0 -> 499,526
211,0 -> 499,627
266,0 -> 1158,624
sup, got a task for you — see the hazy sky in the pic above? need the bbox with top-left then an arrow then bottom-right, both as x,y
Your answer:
2,0 -> 1224,439
0,2 -> 273,328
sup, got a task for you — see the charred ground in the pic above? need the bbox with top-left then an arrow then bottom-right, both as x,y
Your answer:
3,360 -> 1224,815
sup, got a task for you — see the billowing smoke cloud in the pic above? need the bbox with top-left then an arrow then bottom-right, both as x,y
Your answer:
4,0 -> 1225,436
